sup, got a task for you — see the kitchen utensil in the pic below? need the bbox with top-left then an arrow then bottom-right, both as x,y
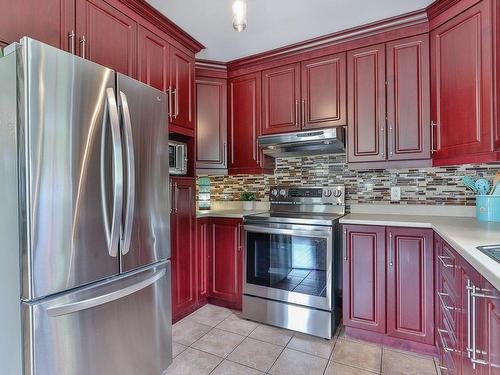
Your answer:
462,176 -> 478,193
493,182 -> 500,196
491,172 -> 500,194
475,178 -> 491,196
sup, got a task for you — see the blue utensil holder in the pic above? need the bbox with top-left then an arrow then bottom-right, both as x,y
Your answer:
476,195 -> 500,222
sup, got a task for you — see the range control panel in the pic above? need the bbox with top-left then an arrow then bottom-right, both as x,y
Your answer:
269,186 -> 345,205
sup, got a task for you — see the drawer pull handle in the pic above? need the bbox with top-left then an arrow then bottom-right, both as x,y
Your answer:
438,292 -> 455,311
437,328 -> 454,353
437,255 -> 454,268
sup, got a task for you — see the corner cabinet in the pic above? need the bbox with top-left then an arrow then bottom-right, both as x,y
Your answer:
347,35 -> 431,168
228,72 -> 272,175
196,76 -> 227,172
170,47 -> 195,133
170,177 -> 197,322
343,225 -> 435,354
430,0 -> 499,165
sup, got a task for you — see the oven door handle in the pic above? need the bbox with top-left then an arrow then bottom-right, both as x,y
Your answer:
244,225 -> 332,238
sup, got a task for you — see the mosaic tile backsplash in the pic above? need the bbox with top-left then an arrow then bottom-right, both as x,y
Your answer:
199,154 -> 500,209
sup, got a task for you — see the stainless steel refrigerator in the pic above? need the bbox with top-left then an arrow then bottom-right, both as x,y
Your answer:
0,37 -> 172,375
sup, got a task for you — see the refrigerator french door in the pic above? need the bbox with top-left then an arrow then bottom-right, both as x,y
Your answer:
0,37 -> 171,375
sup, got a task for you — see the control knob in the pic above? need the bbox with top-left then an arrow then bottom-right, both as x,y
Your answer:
323,189 -> 333,197
271,188 -> 279,197
333,189 -> 343,198
279,189 -> 287,197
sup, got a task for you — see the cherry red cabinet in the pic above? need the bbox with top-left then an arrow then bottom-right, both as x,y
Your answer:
387,35 -> 430,161
169,47 -> 195,132
482,280 -> 500,375
75,0 -> 137,78
138,26 -> 170,92
196,76 -> 227,172
347,44 -> 387,163
208,218 -> 243,310
197,217 -> 210,301
0,0 -> 74,51
170,177 -> 196,322
301,53 -> 347,130
262,63 -> 301,135
343,225 -> 386,333
228,72 -> 271,175
431,0 -> 497,165
386,227 -> 434,345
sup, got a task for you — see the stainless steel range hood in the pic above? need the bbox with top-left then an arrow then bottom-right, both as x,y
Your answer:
258,127 -> 345,158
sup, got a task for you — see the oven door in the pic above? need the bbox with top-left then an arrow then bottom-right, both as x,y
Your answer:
244,222 -> 332,311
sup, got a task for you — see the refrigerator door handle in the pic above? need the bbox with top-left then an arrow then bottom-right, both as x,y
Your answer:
119,91 -> 135,256
46,268 -> 166,317
101,88 -> 123,258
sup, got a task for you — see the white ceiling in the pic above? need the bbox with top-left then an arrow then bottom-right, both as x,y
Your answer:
146,0 -> 434,62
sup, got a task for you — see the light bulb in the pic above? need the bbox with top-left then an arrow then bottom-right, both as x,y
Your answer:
232,0 -> 247,32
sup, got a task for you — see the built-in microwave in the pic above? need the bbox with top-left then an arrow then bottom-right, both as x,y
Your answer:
169,140 -> 188,175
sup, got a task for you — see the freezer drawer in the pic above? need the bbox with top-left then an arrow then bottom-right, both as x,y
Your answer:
22,262 -> 172,375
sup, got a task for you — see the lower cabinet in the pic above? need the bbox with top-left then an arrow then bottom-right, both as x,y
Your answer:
343,225 -> 435,353
435,234 -> 500,375
197,217 -> 243,310
170,177 -> 198,322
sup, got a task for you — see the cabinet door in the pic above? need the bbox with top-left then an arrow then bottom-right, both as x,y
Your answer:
301,53 -> 347,129
76,0 -> 137,77
138,26 -> 170,92
196,77 -> 227,170
197,218 -> 210,301
387,35 -> 431,161
483,281 -> 500,375
171,177 -> 196,319
347,44 -> 386,163
386,227 -> 434,344
170,47 -> 194,130
262,63 -> 301,135
0,0 -> 74,51
228,72 -> 263,174
209,218 -> 243,309
343,225 -> 386,333
431,1 -> 494,161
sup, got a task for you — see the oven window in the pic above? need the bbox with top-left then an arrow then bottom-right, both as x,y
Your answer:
246,232 -> 327,297
168,145 -> 176,168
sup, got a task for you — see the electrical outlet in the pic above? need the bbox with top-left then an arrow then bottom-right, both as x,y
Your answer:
391,186 -> 401,201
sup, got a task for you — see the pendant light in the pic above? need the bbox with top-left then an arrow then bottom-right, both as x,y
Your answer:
232,0 -> 247,32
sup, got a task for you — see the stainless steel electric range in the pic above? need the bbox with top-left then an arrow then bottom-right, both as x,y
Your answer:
242,186 -> 345,339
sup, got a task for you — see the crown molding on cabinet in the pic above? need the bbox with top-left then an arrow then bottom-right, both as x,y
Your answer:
119,0 -> 204,53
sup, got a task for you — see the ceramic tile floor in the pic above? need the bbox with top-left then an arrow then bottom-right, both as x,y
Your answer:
167,304 -> 439,375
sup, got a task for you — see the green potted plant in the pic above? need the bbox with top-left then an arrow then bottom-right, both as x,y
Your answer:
240,191 -> 256,211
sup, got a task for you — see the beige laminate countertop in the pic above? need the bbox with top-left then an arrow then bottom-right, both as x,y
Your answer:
196,209 -> 266,219
340,213 -> 500,291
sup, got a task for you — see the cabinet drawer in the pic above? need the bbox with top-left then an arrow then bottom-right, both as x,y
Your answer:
437,242 -> 457,287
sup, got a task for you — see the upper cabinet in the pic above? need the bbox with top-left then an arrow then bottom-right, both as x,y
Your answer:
75,0 -> 137,78
347,35 -> 431,168
196,76 -> 227,172
228,72 -> 272,175
262,63 -> 301,135
301,53 -> 347,130
261,54 -> 347,135
0,0 -> 75,51
170,48 -> 195,133
138,25 -> 170,92
347,44 -> 387,164
386,35 -> 430,162
430,0 -> 498,165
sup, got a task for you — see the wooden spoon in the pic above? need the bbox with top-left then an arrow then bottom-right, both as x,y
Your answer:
490,172 -> 500,194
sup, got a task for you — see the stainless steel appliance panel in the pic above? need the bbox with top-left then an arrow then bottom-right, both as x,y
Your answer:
117,74 -> 170,272
22,38 -> 120,300
243,295 -> 332,339
22,261 -> 172,375
0,49 -> 23,375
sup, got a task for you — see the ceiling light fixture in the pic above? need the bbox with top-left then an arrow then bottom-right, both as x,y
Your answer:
232,0 -> 247,32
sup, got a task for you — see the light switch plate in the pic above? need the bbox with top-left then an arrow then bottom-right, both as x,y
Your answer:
391,186 -> 401,201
